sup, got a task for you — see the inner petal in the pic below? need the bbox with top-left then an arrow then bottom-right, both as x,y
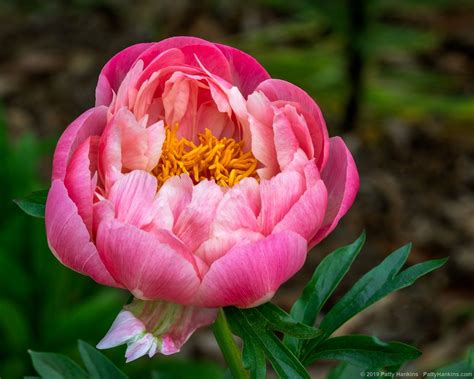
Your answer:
153,125 -> 259,188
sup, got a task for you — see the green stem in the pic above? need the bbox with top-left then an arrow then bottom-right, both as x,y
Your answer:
211,309 -> 249,379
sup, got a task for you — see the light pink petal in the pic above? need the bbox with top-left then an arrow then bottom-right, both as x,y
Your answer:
97,310 -> 145,349
198,231 -> 307,308
210,177 -> 260,236
155,174 -> 193,227
258,171 -> 305,235
98,299 -> 217,361
196,101 -> 235,138
96,219 -> 200,303
273,179 -> 328,241
45,180 -> 118,286
96,43 -> 153,106
216,43 -> 271,97
98,114 -> 123,191
108,170 -> 158,228
310,137 -> 359,246
63,136 -> 98,233
173,180 -> 224,253
247,92 -> 278,179
256,79 -> 330,170
52,106 -> 107,181
272,107 -> 300,170
195,229 -> 264,266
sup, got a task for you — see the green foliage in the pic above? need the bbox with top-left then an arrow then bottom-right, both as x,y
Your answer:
14,189 -> 48,218
225,234 -> 446,378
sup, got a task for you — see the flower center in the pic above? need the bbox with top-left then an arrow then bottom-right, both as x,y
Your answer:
154,125 -> 259,188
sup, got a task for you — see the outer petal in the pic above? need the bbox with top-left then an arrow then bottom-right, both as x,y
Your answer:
216,43 -> 271,97
63,136 -> 98,233
96,219 -> 200,303
256,79 -> 330,170
97,299 -> 217,361
96,43 -> 153,106
310,137 -> 359,246
45,180 -> 118,286
198,231 -> 307,308
52,106 -> 107,181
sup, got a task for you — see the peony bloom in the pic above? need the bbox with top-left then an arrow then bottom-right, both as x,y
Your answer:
45,37 -> 359,360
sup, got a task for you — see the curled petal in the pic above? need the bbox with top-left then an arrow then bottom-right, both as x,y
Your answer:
198,231 -> 307,308
52,106 -> 107,181
256,79 -> 329,170
97,299 -> 217,362
310,137 -> 359,247
216,43 -> 271,97
45,180 -> 117,286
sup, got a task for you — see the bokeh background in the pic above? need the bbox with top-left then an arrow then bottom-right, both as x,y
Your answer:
0,0 -> 473,378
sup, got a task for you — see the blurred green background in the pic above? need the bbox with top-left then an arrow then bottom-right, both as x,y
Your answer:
0,0 -> 473,378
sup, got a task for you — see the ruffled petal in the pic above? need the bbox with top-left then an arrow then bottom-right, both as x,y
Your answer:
216,43 -> 271,97
310,137 -> 359,246
97,298 -> 217,361
45,180 -> 118,286
256,79 -> 329,170
96,43 -> 153,106
198,231 -> 307,308
52,106 -> 107,181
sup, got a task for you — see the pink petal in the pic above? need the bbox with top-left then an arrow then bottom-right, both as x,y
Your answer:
63,136 -> 98,233
247,92 -> 278,179
198,231 -> 307,308
96,219 -> 200,303
258,171 -> 306,235
98,299 -> 217,361
96,43 -> 153,106
273,179 -> 328,241
173,180 -> 223,253
310,137 -> 359,246
52,106 -> 107,181
216,43 -> 271,97
256,79 -> 330,170
108,170 -> 158,228
45,180 -> 118,286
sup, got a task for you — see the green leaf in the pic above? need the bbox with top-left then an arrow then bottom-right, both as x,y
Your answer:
285,232 -> 365,354
242,337 -> 266,379
317,245 -> 446,339
78,340 -> 128,379
327,362 -> 369,379
254,303 -> 321,339
303,335 -> 421,367
14,189 -> 48,218
226,306 -> 309,379
28,350 -> 88,379
301,244 -> 446,360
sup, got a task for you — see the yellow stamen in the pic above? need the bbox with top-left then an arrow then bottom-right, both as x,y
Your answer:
154,125 -> 259,188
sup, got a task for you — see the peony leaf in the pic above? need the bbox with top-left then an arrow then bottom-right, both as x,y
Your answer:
302,335 -> 421,367
285,232 -> 365,354
14,189 -> 48,218
253,303 -> 322,339
226,306 -> 310,379
28,351 -> 88,379
301,245 -> 446,359
78,340 -> 128,379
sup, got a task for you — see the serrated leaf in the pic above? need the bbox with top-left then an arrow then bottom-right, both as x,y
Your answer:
285,232 -> 365,354
14,189 -> 48,218
303,335 -> 421,367
226,307 -> 309,379
78,340 -> 128,379
254,303 -> 321,339
29,350 -> 88,379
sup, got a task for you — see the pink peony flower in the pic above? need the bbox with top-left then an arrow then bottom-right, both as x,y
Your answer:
45,37 -> 359,360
